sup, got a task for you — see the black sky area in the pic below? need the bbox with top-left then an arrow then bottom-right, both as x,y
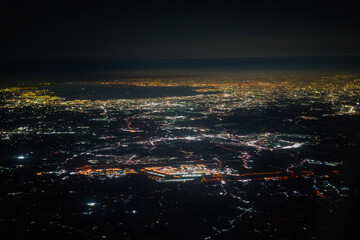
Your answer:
1,0 -> 360,76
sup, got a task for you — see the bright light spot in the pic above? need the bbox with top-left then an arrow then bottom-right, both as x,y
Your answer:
132,210 -> 137,214
87,202 -> 96,207
282,143 -> 302,149
17,156 -> 25,160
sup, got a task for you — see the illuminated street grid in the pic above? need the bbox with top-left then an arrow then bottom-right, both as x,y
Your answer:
1,74 -> 359,239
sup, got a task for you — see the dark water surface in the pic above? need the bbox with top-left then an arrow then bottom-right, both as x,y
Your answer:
41,84 -> 201,100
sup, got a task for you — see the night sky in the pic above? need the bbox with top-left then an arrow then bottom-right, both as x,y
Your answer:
1,1 -> 360,77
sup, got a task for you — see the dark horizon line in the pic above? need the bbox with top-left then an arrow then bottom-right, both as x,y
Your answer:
1,54 -> 360,78
2,53 -> 360,62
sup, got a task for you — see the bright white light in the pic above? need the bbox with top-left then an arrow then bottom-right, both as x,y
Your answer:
17,156 -> 25,160
282,143 -> 302,149
132,210 -> 137,214
87,202 -> 96,207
